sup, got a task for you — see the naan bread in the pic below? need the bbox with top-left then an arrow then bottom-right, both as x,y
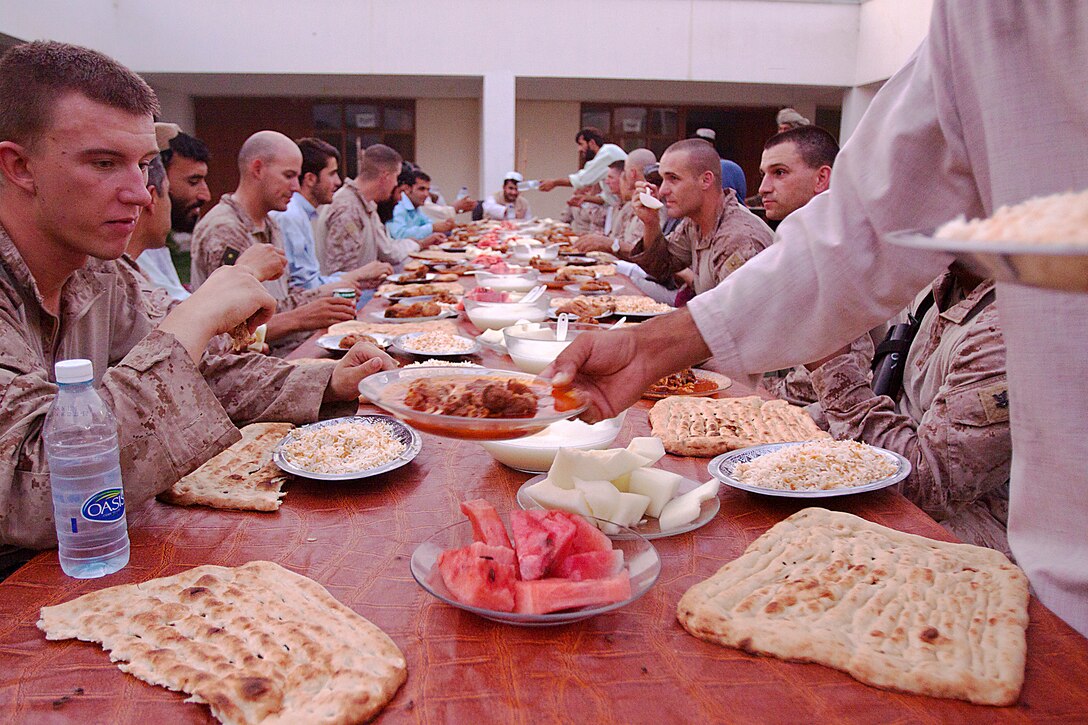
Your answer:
677,508 -> 1029,706
159,423 -> 293,512
327,319 -> 460,337
38,561 -> 406,724
648,395 -> 828,456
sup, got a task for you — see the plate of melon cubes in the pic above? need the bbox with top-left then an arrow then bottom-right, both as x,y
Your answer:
517,436 -> 721,540
411,499 -> 661,625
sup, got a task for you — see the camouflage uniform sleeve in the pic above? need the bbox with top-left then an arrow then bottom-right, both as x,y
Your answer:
710,214 -> 773,283
198,349 -> 338,424
321,203 -> 362,276
191,213 -> 252,289
0,329 -> 239,549
629,225 -> 687,283
809,310 -> 1010,523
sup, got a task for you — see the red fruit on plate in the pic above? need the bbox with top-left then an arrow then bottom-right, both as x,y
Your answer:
437,541 -> 517,612
460,499 -> 513,548
513,572 -> 633,615
567,514 -> 614,554
550,550 -> 624,581
510,510 -> 576,581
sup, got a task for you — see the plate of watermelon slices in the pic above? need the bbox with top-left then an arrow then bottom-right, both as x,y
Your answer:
411,499 -> 661,626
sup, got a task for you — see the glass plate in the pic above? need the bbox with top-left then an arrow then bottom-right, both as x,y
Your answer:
611,305 -> 674,318
547,308 -> 611,321
411,517 -> 660,626
563,283 -> 624,296
516,474 -> 720,540
641,370 -> 733,400
316,333 -> 391,353
885,229 -> 1088,293
386,272 -> 437,284
272,415 -> 422,481
358,367 -> 588,441
367,310 -> 456,324
392,332 -> 480,357
707,442 -> 912,498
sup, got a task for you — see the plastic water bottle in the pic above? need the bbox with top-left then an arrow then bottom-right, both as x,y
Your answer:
42,359 -> 129,578
456,186 -> 470,201
517,180 -> 540,191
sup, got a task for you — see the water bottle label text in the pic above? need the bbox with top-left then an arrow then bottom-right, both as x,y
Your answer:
80,488 -> 125,523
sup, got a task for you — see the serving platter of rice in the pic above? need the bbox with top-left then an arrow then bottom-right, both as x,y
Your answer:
707,440 -> 910,498
273,415 -> 422,481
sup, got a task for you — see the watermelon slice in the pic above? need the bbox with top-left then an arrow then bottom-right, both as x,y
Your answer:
460,499 -> 513,548
513,572 -> 633,615
510,510 -> 577,581
567,514 -> 613,554
437,541 -> 517,612
550,550 -> 624,581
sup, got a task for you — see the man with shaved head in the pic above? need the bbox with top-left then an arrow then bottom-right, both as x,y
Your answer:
192,130 -> 359,355
575,148 -> 659,256
628,139 -> 773,296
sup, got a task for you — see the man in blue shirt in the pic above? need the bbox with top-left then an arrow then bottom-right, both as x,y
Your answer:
385,169 -> 451,249
272,138 -> 390,295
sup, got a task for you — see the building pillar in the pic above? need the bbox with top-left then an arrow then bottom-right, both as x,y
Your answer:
480,70 -> 516,199
840,82 -> 881,143
152,85 -> 196,137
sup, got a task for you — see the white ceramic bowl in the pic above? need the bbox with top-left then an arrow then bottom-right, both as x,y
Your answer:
503,321 -> 599,374
479,412 -> 627,473
475,269 -> 540,293
464,295 -> 549,330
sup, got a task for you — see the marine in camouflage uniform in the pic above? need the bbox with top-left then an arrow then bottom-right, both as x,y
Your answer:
629,189 -> 772,295
316,179 -> 417,273
808,271 -> 1011,555
0,224 -> 340,550
191,194 -> 324,354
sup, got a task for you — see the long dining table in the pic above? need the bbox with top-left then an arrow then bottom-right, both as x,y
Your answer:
1,266 -> 1087,723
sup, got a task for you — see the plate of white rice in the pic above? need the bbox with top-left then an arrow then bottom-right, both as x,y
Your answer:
886,188 -> 1088,293
273,415 -> 422,481
707,440 -> 910,498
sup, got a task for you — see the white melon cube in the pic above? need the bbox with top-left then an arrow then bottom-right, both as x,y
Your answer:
612,491 -> 651,528
628,468 -> 683,518
611,472 -> 631,492
573,478 -> 621,523
626,436 -> 666,466
658,479 -> 720,531
525,480 -> 592,516
578,448 -> 652,481
544,447 -> 580,489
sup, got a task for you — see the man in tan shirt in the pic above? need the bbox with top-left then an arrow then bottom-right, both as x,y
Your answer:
0,41 -> 393,552
315,144 -> 405,275
191,131 -> 361,355
628,139 -> 773,295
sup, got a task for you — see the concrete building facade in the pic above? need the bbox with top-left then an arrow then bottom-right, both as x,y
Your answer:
3,0 -> 933,218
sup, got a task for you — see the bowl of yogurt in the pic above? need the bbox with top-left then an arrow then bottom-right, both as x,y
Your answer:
503,321 -> 599,374
464,293 -> 549,330
479,413 -> 628,473
475,269 -> 540,293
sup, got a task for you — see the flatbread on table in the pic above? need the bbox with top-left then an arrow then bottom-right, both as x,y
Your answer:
38,560 -> 407,724
327,319 -> 461,337
677,508 -> 1029,706
405,249 -> 465,263
159,423 -> 293,512
376,280 -> 464,297
648,395 -> 829,457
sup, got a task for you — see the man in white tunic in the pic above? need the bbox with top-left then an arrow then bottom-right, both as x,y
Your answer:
551,3 -> 1088,636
